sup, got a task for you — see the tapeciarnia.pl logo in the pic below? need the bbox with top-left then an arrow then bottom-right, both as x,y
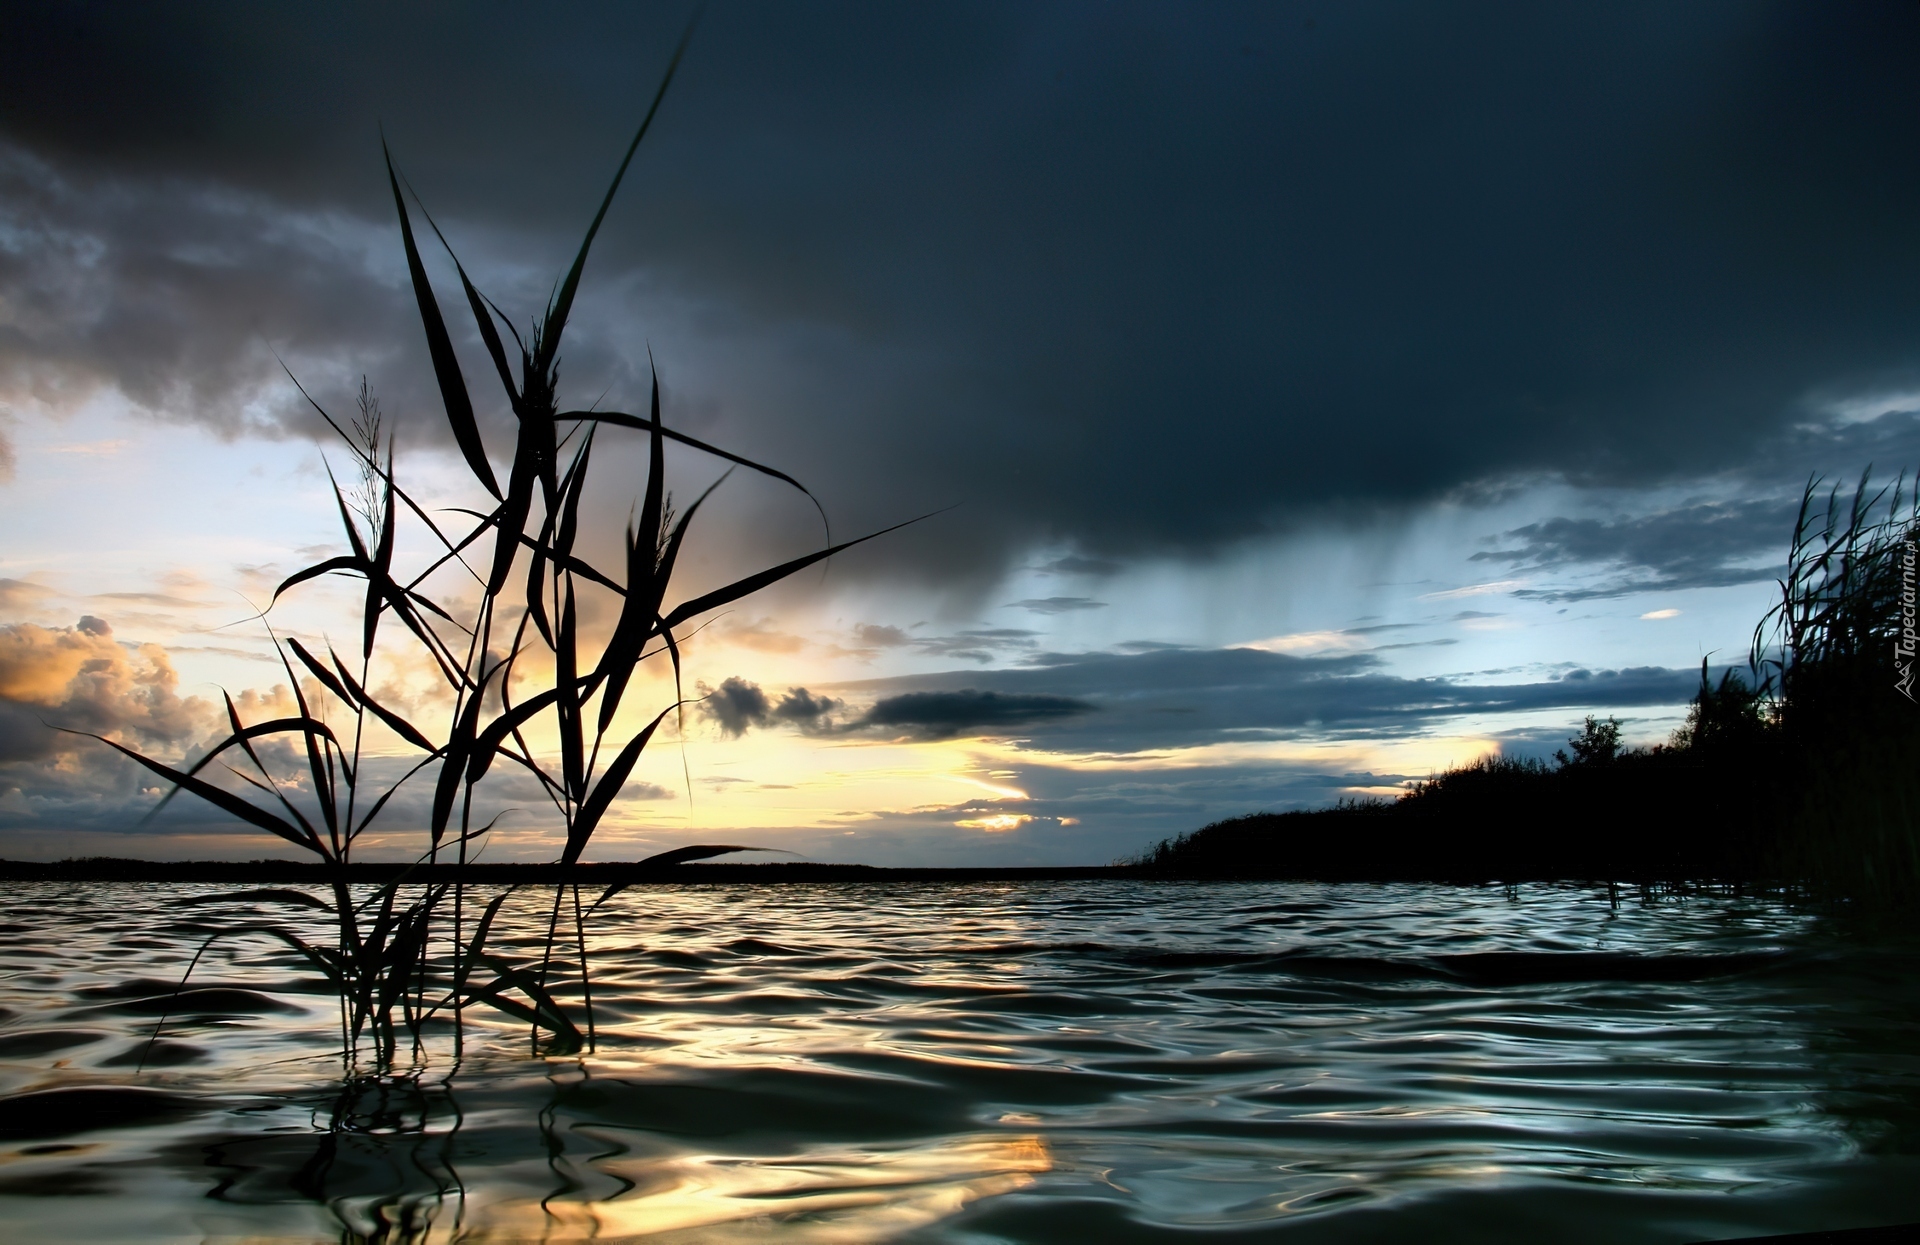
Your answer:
1898,534 -> 1918,701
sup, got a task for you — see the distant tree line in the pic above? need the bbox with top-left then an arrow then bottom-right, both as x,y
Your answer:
1134,474 -> 1920,908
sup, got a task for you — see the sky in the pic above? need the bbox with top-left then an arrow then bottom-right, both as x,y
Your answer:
2,1 -> 1919,865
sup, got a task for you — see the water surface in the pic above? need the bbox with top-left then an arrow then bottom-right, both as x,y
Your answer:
0,880 -> 1915,1242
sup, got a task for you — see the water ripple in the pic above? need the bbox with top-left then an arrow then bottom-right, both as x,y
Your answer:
0,880 -> 1913,1241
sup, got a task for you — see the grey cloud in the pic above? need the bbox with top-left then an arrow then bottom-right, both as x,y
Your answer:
4,4 -> 1919,580
909,628 -> 1040,663
0,619 -> 657,854
835,645 -> 1705,753
0,580 -> 53,612
848,624 -> 1043,662
697,677 -> 843,737
0,619 -> 210,762
770,686 -> 843,733
0,621 -> 271,849
1476,498 -> 1791,601
0,701 -> 59,765
1738,410 -> 1920,491
1034,555 -> 1122,577
1472,418 -> 1920,602
698,676 -> 768,738
0,142 -> 418,439
0,742 -> 589,858
1114,640 -> 1187,654
855,689 -> 1094,741
1008,596 -> 1107,615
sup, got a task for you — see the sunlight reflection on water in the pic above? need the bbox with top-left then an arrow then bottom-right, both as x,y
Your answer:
0,880 -> 1915,1243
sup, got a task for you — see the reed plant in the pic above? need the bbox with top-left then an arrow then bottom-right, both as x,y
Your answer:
68,32 -> 900,1066
1750,471 -> 1920,903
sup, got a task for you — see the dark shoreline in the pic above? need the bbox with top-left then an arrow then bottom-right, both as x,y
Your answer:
0,858 -> 1127,884
0,857 -> 1756,886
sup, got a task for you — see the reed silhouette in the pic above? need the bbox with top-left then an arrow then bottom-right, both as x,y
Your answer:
65,26 -> 906,1067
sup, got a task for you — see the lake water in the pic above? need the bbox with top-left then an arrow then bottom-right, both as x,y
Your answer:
0,880 -> 1915,1243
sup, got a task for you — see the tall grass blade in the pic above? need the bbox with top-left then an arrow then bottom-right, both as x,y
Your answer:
385,144 -> 501,500
59,727 -> 320,853
324,648 -> 438,752
407,190 -> 523,409
565,409 -> 827,529
566,703 -> 679,864
662,513 -> 926,630
539,14 -> 699,373
285,638 -> 353,706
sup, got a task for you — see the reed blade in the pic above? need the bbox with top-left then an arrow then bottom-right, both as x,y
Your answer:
564,409 -> 827,531
662,513 -> 928,631
430,687 -> 490,848
410,191 -> 523,409
566,703 -> 679,864
286,638 -> 352,706
60,728 -> 320,854
385,144 -> 501,500
272,555 -> 364,604
539,16 -> 698,374
468,688 -> 564,783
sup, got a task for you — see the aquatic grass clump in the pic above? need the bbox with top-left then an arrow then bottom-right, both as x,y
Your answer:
1750,471 -> 1920,904
69,32 -> 906,1066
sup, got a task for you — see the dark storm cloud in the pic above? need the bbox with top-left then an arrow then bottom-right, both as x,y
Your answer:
856,689 -> 1093,740
1738,410 -> 1920,497
696,675 -> 1093,740
770,686 -> 843,731
835,645 -> 1701,752
6,2 -> 1920,576
1034,556 -> 1123,577
1008,596 -> 1107,615
1456,406 -> 1920,601
1454,410 -> 1920,599
697,677 -> 843,736
1474,498 -> 1792,602
0,142 -> 408,435
698,676 -> 769,738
